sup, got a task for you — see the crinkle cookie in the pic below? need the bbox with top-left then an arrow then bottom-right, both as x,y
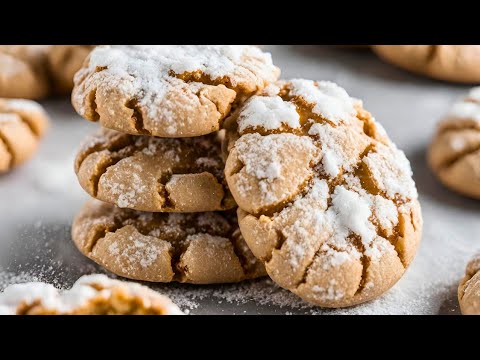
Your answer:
47,45 -> 95,94
0,98 -> 49,173
458,254 -> 480,315
0,45 -> 50,99
372,45 -> 480,83
428,87 -> 480,199
72,45 -> 280,138
75,129 -> 235,212
224,79 -> 422,308
72,200 -> 266,284
0,274 -> 183,315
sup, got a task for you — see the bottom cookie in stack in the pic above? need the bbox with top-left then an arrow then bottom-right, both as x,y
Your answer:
72,199 -> 266,284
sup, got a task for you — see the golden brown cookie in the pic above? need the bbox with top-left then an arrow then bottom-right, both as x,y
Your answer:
0,45 -> 51,99
72,200 -> 266,284
72,45 -> 280,138
0,98 -> 49,173
458,254 -> 480,315
372,45 -> 480,83
75,129 -> 235,212
224,79 -> 422,308
0,274 -> 183,315
47,45 -> 95,95
428,87 -> 480,198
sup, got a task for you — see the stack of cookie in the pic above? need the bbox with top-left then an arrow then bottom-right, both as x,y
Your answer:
71,45 -> 280,284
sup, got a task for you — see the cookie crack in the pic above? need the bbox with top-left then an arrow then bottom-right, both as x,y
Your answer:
438,143 -> 480,171
125,99 -> 151,135
426,45 -> 438,64
0,130 -> 14,169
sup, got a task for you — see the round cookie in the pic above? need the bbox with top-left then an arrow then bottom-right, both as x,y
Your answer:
47,45 -> 95,95
0,274 -> 183,315
0,98 -> 49,173
458,254 -> 480,315
428,87 -> 480,199
372,45 -> 480,83
224,79 -> 422,308
72,200 -> 266,284
0,45 -> 51,99
75,129 -> 235,212
72,45 -> 280,138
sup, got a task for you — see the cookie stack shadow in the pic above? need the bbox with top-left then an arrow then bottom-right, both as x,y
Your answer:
70,45 -> 280,285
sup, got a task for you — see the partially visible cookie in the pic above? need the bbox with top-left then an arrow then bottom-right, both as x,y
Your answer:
47,45 -> 95,95
224,79 -> 422,308
72,200 -> 266,284
458,254 -> 480,315
428,87 -> 480,198
72,45 -> 280,138
0,45 -> 51,99
0,274 -> 183,315
0,98 -> 49,173
75,129 -> 235,212
372,45 -> 480,83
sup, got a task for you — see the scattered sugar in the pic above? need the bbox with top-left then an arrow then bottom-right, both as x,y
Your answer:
237,96 -> 300,132
449,136 -> 467,152
289,79 -> 356,123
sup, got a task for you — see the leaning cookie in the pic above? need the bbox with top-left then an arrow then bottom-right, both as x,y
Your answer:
428,87 -> 480,199
0,45 -> 51,99
458,254 -> 480,315
0,98 -> 49,173
75,129 -> 235,212
0,274 -> 183,315
372,45 -> 480,83
72,200 -> 266,284
224,79 -> 422,308
72,45 -> 280,138
47,45 -> 95,95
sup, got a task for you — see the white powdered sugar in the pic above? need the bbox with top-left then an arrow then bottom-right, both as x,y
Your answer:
448,101 -> 480,122
4,99 -> 44,113
0,113 -> 18,123
237,96 -> 300,132
82,45 -> 278,125
289,79 -> 356,123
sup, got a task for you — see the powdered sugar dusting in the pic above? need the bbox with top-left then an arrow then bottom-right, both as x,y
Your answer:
468,86 -> 480,102
3,99 -> 44,113
237,96 -> 300,132
448,101 -> 480,122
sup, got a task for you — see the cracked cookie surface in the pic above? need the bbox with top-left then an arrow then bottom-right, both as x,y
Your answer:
428,87 -> 480,199
372,45 -> 480,83
72,45 -> 280,138
224,79 -> 422,308
458,254 -> 480,315
0,45 -> 50,99
75,128 -> 235,212
0,274 -> 183,315
0,98 -> 49,173
72,200 -> 266,284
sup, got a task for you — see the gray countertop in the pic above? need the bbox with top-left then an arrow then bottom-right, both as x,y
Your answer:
0,45 -> 478,315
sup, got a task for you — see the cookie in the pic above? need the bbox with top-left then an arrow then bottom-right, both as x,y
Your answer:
458,254 -> 480,315
372,45 -> 480,83
0,45 -> 50,99
72,45 -> 280,138
224,79 -> 422,308
0,98 -> 49,173
47,45 -> 95,95
72,200 -> 266,284
75,128 -> 235,212
428,87 -> 480,199
0,274 -> 183,315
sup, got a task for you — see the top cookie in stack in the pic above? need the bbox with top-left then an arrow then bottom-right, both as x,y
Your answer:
70,46 -> 279,285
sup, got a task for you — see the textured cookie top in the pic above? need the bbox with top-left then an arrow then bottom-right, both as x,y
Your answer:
72,200 -> 265,284
225,79 -> 422,307
0,98 -> 49,172
75,129 -> 235,212
458,254 -> 480,315
428,87 -> 480,199
0,45 -> 51,99
72,45 -> 280,137
0,274 -> 183,315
